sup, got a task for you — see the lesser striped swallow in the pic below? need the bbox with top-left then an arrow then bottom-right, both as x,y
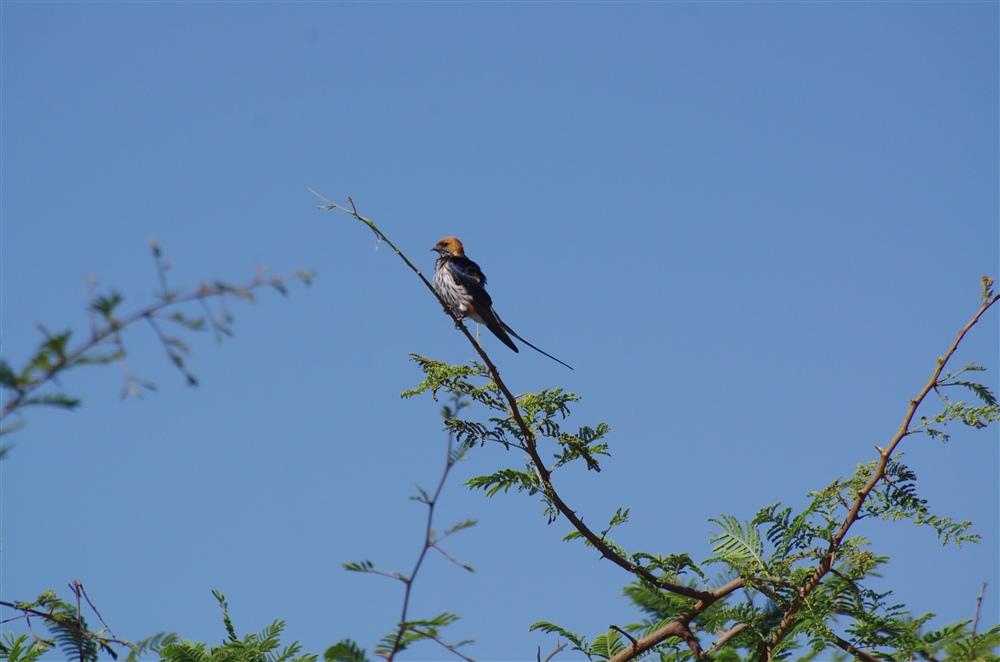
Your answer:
431,236 -> 573,370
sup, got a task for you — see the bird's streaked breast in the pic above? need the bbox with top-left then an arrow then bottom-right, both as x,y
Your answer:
433,257 -> 474,316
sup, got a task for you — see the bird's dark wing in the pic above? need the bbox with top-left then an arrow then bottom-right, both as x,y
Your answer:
449,257 -> 519,353
450,254 -> 487,287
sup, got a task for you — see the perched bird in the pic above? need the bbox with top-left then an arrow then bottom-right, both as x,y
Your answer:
431,236 -> 573,370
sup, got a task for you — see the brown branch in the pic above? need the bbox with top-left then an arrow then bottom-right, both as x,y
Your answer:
318,194 -> 712,601
831,634 -> 883,662
972,581 -> 986,636
0,599 -> 134,651
607,576 -> 745,662
325,198 -> 1000,662
539,641 -> 568,662
320,196 -> 747,661
610,625 -> 638,646
759,292 -> 1000,661
706,623 -> 748,655
606,618 -> 695,662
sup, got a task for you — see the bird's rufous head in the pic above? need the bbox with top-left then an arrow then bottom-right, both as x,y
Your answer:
431,236 -> 465,257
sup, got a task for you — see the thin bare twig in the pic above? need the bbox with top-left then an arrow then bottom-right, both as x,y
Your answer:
539,641 -> 568,662
972,582 -> 986,636
73,579 -> 115,637
385,403 -> 471,662
408,628 -> 476,662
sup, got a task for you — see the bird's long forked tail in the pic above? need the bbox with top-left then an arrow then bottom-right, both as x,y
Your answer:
501,322 -> 574,370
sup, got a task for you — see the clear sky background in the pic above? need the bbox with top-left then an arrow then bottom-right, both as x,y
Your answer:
2,2 -> 997,660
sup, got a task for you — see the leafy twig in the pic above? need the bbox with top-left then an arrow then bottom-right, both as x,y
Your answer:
0,590 -> 134,659
318,193 -> 713,602
760,291 -> 999,661
1,245 -> 312,422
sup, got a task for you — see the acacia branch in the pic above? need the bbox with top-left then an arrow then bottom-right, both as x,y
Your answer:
831,634 -> 883,662
607,576 -> 745,662
2,259 -> 311,420
325,198 -> 999,661
760,291 -> 999,661
0,598 -> 134,653
320,194 -> 712,601
706,623 -> 748,656
323,196 -> 754,662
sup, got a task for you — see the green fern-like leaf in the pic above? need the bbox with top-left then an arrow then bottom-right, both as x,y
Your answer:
1,633 -> 51,662
529,621 -> 591,659
49,612 -> 98,662
90,291 -> 124,318
953,380 -> 998,406
123,632 -> 180,662
324,640 -> 371,662
590,630 -> 626,659
707,515 -> 766,573
466,467 -> 539,497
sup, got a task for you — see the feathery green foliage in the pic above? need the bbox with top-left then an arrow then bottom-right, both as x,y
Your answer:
323,640 -> 370,662
399,298 -> 999,662
404,353 -> 611,525
0,634 -> 48,662
6,210 -> 997,662
158,592 -> 316,662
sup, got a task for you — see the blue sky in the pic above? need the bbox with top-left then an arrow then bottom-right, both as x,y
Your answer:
2,2 -> 997,659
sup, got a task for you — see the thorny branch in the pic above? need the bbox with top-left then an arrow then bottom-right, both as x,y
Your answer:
608,288 -> 998,662
317,193 -> 712,602
321,194 -> 998,662
758,290 -> 999,661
